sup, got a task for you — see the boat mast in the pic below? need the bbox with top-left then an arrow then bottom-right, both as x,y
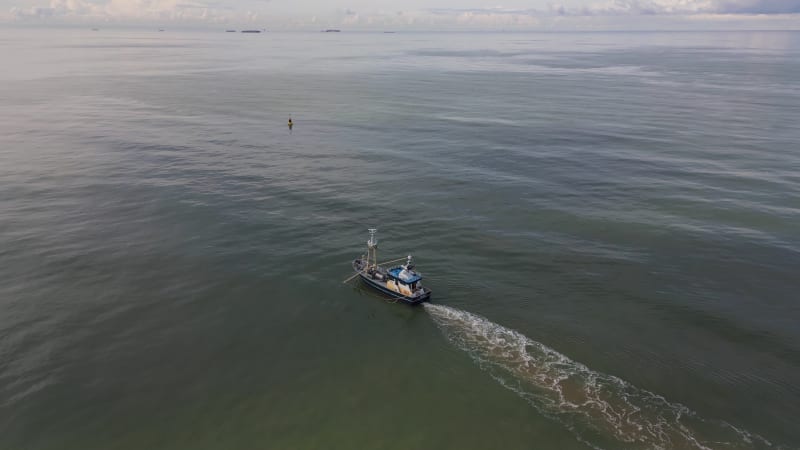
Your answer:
367,228 -> 378,269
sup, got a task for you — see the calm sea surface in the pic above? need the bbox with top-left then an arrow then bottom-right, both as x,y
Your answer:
1,28 -> 799,449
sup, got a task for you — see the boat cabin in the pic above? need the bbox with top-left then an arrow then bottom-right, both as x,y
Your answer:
386,265 -> 423,296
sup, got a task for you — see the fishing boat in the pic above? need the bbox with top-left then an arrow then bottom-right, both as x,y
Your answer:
345,229 -> 431,304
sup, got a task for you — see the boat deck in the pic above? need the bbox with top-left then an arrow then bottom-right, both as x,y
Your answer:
352,259 -> 431,304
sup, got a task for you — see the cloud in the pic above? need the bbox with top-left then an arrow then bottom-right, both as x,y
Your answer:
4,0 -> 800,26
548,0 -> 800,15
714,0 -> 800,13
428,0 -> 800,17
8,0 -> 257,22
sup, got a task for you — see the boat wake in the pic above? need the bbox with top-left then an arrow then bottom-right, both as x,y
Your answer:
424,304 -> 775,450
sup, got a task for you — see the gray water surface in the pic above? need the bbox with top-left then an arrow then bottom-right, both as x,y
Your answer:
1,28 -> 799,449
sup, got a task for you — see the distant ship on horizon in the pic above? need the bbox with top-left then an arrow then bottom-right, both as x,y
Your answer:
241,29 -> 263,33
323,29 -> 341,33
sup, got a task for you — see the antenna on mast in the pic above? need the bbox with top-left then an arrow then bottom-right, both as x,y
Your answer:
367,228 -> 378,269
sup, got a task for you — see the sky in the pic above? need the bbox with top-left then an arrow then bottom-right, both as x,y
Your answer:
3,0 -> 800,30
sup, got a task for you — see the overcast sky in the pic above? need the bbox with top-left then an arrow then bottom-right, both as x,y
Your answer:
4,0 -> 800,29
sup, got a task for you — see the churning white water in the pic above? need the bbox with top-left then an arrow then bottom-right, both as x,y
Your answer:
424,303 -> 775,450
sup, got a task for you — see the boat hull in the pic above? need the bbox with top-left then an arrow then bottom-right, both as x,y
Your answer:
352,260 -> 431,305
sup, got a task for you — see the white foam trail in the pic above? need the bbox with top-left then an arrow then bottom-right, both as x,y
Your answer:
424,303 -> 776,450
